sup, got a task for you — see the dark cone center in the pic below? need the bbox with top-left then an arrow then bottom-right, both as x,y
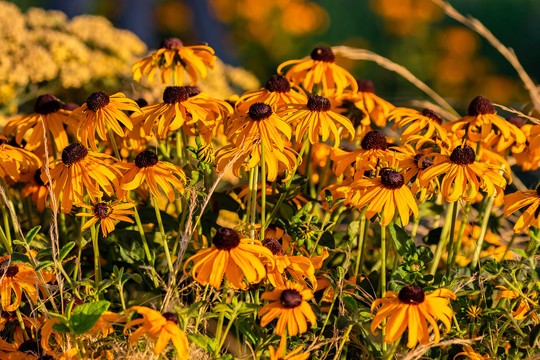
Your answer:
62,143 -> 88,166
86,92 -> 110,112
422,109 -> 443,125
34,94 -> 62,115
280,289 -> 303,308
467,96 -> 495,116
307,96 -> 331,112
163,86 -> 189,104
248,103 -> 273,121
5,265 -> 19,278
94,203 -> 112,219
212,227 -> 241,250
135,150 -> 159,168
310,46 -> 335,62
162,312 -> 179,324
262,238 -> 284,256
357,79 -> 375,93
265,75 -> 291,93
380,169 -> 404,189
449,145 -> 475,165
398,285 -> 425,304
413,154 -> 433,170
160,37 -> 183,49
186,86 -> 201,97
18,339 -> 40,355
506,116 -> 526,129
361,130 -> 388,150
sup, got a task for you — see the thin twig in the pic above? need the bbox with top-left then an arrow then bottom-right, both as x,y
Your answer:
493,103 -> 540,124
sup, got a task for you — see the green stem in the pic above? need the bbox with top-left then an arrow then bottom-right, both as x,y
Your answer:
0,225 -> 11,254
500,233 -> 517,262
311,211 -> 332,254
245,169 -> 254,234
385,334 -> 402,360
250,167 -> 259,240
354,213 -> 367,277
333,324 -> 353,360
445,202 -> 459,278
131,200 -> 153,263
429,201 -> 456,275
450,200 -> 471,268
381,225 -> 387,297
152,195 -> 175,275
411,198 -> 426,238
91,225 -> 101,294
106,125 -> 121,160
471,195 -> 496,268
1,200 -> 12,248
260,141 -> 266,240
214,281 -> 229,356
316,153 -> 332,196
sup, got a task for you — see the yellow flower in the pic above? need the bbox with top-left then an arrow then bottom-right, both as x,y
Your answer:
346,79 -> 395,128
132,37 -> 215,85
70,92 -> 141,152
504,185 -> 540,233
454,345 -> 493,359
389,107 -> 448,145
278,95 -> 355,147
278,46 -> 357,95
371,285 -> 456,348
269,340 -> 310,360
117,149 -> 186,203
0,136 -> 40,183
3,94 -> 70,152
496,286 -> 538,322
259,281 -> 317,337
76,200 -> 135,237
347,168 -> 418,227
419,145 -> 507,203
124,306 -> 189,359
184,227 -> 275,289
20,169 -> 49,213
0,262 -> 53,311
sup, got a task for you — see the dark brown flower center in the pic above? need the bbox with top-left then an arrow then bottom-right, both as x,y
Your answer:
280,289 -> 303,308
265,75 -> 291,93
467,96 -> 495,116
307,96 -> 331,112
94,203 -> 112,219
135,150 -> 159,168
248,103 -> 273,121
136,98 -> 148,108
34,94 -> 62,115
506,116 -> 526,129
162,312 -> 178,324
361,130 -> 388,150
212,227 -> 241,250
449,145 -> 475,165
422,109 -> 443,125
163,86 -> 189,104
262,238 -> 284,256
413,154 -> 433,170
34,169 -> 45,186
4,265 -> 19,278
160,37 -> 183,49
61,143 -> 88,166
398,285 -> 425,304
380,168 -> 404,189
18,339 -> 40,355
86,92 -> 110,112
310,46 -> 335,62
357,79 -> 375,93
186,86 -> 201,97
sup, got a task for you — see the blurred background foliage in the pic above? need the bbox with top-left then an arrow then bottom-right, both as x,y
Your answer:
7,0 -> 540,112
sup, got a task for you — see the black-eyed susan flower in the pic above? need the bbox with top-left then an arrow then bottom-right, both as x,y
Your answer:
236,74 -> 307,113
331,130 -> 394,179
504,185 -> 540,233
48,143 -> 121,213
0,262 -> 53,311
278,95 -> 355,147
496,286 -> 538,322
76,201 -> 135,237
513,123 -> 540,171
184,227 -> 275,290
132,37 -> 215,85
419,145 -> 508,203
124,306 -> 189,359
70,92 -> 141,152
2,94 -> 70,152
261,237 -> 317,290
371,285 -> 456,348
346,79 -> 395,128
117,149 -> 186,203
134,86 -> 232,141
20,169 -> 49,213
0,136 -> 40,183
269,342 -> 310,360
278,46 -> 357,95
444,96 -> 526,150
389,107 -> 448,145
259,281 -> 317,337
347,168 -> 418,226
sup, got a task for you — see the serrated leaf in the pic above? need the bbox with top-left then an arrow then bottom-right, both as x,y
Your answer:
69,300 -> 110,335
59,242 -> 76,261
26,226 -> 41,244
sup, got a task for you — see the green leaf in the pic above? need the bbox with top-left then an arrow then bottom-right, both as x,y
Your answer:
37,248 -> 52,259
188,333 -> 211,349
347,221 -> 360,240
58,242 -> 76,261
35,261 -> 54,271
69,300 -> 110,335
342,294 -> 358,312
9,253 -> 30,264
336,315 -> 354,330
26,226 -> 41,244
52,323 -> 71,334
388,223 -> 415,258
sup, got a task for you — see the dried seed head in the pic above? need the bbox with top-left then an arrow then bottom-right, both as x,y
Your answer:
163,86 -> 189,104
136,98 -> 148,108
262,238 -> 284,256
506,116 -> 526,129
422,109 -> 443,125
356,79 -> 375,93
160,37 -> 183,49
18,339 -> 40,355
186,86 -> 201,97
162,312 -> 179,324
212,227 -> 241,250
413,154 -> 433,170
380,168 -> 404,189
94,203 -> 112,219
310,46 -> 335,62
4,265 -> 19,278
